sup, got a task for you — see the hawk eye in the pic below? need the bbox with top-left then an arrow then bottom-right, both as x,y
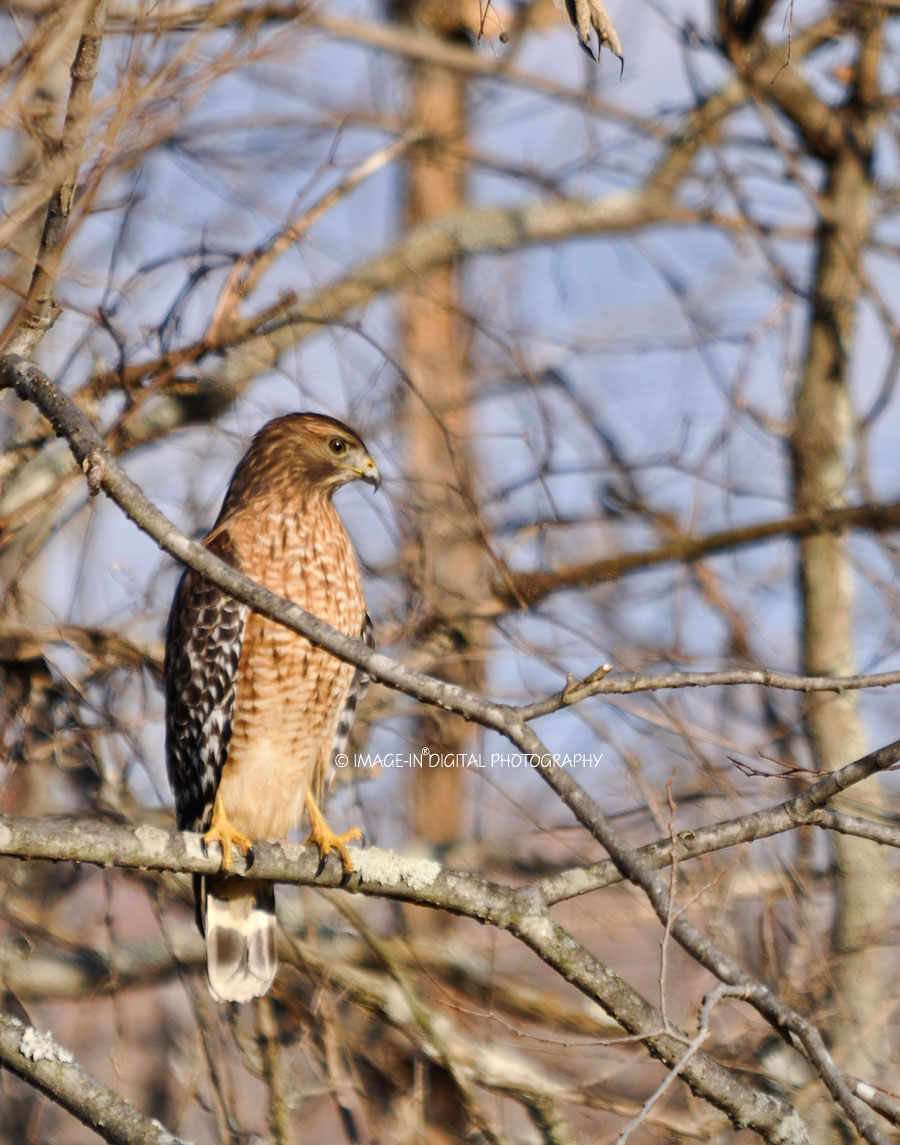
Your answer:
329,438 -> 347,455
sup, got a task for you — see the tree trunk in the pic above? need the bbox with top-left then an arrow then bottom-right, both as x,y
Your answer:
789,15 -> 888,1134
395,4 -> 489,856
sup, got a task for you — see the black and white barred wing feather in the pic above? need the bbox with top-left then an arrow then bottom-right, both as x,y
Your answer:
327,612 -> 375,782
164,529 -> 247,838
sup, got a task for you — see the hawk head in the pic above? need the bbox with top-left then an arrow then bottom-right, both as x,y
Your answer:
219,412 -> 380,514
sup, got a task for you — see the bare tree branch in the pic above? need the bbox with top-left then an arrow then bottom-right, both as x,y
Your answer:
0,1010 -> 190,1145
520,663 -> 900,718
498,500 -> 900,610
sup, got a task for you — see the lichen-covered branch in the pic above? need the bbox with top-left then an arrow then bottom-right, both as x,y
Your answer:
0,812 -> 808,1142
0,1010 -> 189,1145
2,728 -> 898,1141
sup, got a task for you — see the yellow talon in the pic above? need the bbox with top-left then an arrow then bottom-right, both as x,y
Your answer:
203,793 -> 253,872
305,790 -> 361,874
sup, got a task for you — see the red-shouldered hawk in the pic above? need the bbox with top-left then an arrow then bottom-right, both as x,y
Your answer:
164,413 -> 379,1003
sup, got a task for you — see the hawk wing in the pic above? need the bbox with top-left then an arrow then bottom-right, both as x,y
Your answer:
163,529 -> 248,835
328,613 -> 375,776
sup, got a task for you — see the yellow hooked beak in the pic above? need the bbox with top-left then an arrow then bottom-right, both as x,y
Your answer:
343,455 -> 381,490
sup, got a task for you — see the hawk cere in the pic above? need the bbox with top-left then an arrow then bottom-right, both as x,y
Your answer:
164,413 -> 379,1002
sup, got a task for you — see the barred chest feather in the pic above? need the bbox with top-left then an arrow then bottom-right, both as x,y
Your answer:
216,496 -> 367,842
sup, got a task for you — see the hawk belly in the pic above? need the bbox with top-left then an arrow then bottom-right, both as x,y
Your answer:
217,625 -> 358,841
218,505 -> 364,838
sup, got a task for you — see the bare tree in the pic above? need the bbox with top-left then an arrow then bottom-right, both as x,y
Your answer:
1,1 -> 900,1142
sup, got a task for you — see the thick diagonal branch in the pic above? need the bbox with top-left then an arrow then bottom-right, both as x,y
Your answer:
0,1009 -> 190,1145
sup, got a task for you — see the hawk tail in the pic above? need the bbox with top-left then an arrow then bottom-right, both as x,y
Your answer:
202,877 -> 277,1003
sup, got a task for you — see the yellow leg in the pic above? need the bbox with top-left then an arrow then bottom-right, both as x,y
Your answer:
305,790 -> 362,874
203,792 -> 253,872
